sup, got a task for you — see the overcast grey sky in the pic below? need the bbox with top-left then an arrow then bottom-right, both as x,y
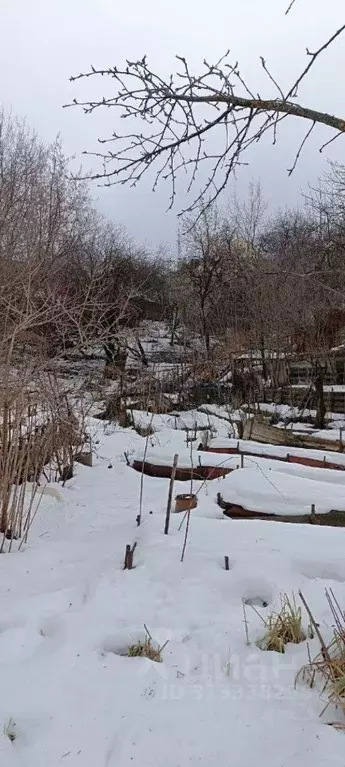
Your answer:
1,0 -> 344,249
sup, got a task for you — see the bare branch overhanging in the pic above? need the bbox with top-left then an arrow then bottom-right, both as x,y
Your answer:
65,22 -> 345,216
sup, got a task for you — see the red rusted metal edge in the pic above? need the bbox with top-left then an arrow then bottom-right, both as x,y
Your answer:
201,445 -> 345,472
216,495 -> 345,527
132,460 -> 233,481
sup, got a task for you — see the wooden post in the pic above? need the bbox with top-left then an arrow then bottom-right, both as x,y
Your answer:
286,453 -> 290,463
310,503 -> 316,524
124,544 -> 131,569
164,454 -> 179,534
224,555 -> 230,571
241,454 -> 244,469
340,428 -> 343,453
124,542 -> 137,569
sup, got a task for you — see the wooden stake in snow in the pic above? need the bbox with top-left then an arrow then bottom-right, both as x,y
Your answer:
340,428 -> 343,453
224,555 -> 230,571
138,415 -> 154,526
311,503 -> 316,522
124,542 -> 137,570
164,453 -> 179,535
240,454 -> 244,469
124,544 -> 131,569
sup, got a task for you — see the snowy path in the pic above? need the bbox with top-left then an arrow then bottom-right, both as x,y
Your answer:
1,422 -> 345,765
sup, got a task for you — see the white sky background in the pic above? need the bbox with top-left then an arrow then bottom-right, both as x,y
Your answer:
1,0 -> 344,249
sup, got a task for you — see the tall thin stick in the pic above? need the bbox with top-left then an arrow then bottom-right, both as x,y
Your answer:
242,599 -> 250,645
298,590 -> 331,663
138,414 -> 154,526
181,440 -> 193,562
164,453 -> 179,534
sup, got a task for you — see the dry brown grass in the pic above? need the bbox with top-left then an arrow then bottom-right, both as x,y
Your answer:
297,589 -> 345,725
0,375 -> 88,549
0,391 -> 49,549
256,593 -> 306,653
128,626 -> 168,662
3,718 -> 16,743
133,423 -> 155,438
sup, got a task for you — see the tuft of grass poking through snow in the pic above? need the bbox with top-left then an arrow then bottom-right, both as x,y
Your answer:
128,625 -> 169,663
3,718 -> 17,743
256,593 -> 306,653
297,589 -> 345,727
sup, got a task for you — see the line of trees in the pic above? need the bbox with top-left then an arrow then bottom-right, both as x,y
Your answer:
2,108 -> 345,428
0,110 -> 169,381
171,177 -> 345,359
169,175 -> 345,425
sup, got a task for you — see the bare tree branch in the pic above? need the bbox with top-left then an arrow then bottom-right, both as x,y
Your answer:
285,0 -> 297,15
285,23 -> 345,101
66,22 -> 345,216
287,121 -> 315,176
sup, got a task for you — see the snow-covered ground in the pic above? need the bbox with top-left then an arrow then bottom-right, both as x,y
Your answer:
218,467 -> 345,515
274,420 -> 345,444
2,418 -> 345,765
129,408 -> 238,437
258,402 -> 345,423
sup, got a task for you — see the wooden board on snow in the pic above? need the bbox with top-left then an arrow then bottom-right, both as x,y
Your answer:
243,416 -> 342,453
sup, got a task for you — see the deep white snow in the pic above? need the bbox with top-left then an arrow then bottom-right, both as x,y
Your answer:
1,418 -> 345,765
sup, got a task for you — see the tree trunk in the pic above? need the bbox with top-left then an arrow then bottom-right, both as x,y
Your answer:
103,340 -> 127,377
314,362 -> 326,429
103,340 -> 116,365
136,338 -> 149,366
169,307 -> 179,346
200,306 -> 210,358
259,336 -> 267,403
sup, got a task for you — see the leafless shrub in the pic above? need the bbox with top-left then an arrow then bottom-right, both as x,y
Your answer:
0,390 -> 49,550
133,423 -> 155,438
